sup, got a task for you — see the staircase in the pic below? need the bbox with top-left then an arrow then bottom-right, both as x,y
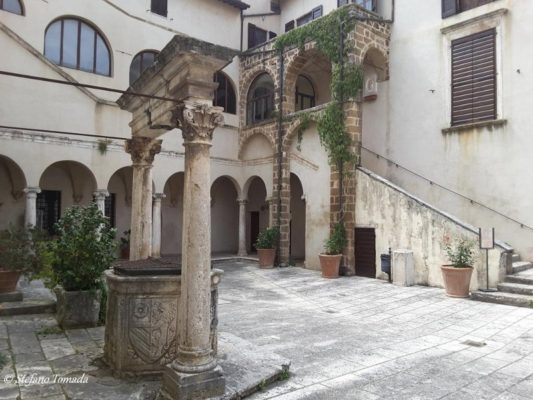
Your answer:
472,254 -> 533,308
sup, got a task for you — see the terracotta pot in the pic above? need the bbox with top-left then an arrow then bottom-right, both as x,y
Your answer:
257,248 -> 276,269
0,270 -> 21,293
319,254 -> 342,279
441,265 -> 473,298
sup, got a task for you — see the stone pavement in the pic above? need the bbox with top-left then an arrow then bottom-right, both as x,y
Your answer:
1,260 -> 533,399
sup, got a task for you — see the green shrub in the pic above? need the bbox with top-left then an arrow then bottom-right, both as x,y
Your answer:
255,226 -> 280,249
42,203 -> 116,291
443,234 -> 476,268
324,223 -> 347,255
0,225 -> 48,278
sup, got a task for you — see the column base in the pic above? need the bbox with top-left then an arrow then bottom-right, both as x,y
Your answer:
159,365 -> 225,400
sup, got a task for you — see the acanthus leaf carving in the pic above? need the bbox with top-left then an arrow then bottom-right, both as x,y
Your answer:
125,136 -> 162,166
176,102 -> 224,143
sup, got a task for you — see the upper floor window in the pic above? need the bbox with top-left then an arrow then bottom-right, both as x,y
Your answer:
295,75 -> 316,112
451,29 -> 496,126
297,6 -> 323,27
247,73 -> 275,125
44,18 -> 111,76
442,0 -> 496,18
338,0 -> 377,12
151,0 -> 167,17
214,72 -> 237,114
0,0 -> 23,15
130,50 -> 158,84
248,24 -> 267,49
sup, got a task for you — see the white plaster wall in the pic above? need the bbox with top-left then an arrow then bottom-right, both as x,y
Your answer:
356,168 -> 508,290
362,0 -> 533,260
289,123 -> 330,270
211,177 -> 239,253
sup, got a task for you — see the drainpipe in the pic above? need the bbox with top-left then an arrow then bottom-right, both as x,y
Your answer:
240,9 -> 244,52
338,18 -> 345,222
276,49 -> 284,266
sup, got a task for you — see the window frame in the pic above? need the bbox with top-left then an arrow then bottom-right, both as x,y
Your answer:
150,0 -> 168,17
338,0 -> 377,12
295,75 -> 316,112
246,73 -> 275,125
248,23 -> 268,49
44,17 -> 112,77
0,0 -> 23,15
130,50 -> 159,85
214,72 -> 237,115
442,0 -> 496,19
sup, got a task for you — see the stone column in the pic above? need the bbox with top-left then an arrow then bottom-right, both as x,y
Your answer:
23,187 -> 41,227
93,190 -> 109,215
125,137 -> 162,261
161,103 -> 225,399
237,199 -> 248,257
266,196 -> 274,227
152,193 -> 165,258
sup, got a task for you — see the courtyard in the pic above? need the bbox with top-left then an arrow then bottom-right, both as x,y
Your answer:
1,260 -> 532,400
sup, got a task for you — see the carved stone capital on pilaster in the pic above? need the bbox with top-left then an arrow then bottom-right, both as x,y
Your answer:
93,190 -> 109,201
125,136 -> 162,166
176,102 -> 224,144
153,193 -> 166,202
23,187 -> 41,198
237,199 -> 248,206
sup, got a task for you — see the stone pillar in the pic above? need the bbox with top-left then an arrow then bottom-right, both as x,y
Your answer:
237,199 -> 248,257
125,137 -> 162,261
93,190 -> 109,215
23,187 -> 41,227
160,102 -> 225,399
266,196 -> 274,227
392,249 -> 415,287
152,193 -> 165,258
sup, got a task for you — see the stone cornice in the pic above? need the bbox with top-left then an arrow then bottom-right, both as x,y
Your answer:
441,8 -> 508,34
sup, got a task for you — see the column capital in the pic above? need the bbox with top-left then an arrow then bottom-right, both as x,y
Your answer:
125,136 -> 162,166
237,199 -> 248,205
177,102 -> 224,144
153,193 -> 166,201
23,187 -> 41,196
93,190 -> 109,200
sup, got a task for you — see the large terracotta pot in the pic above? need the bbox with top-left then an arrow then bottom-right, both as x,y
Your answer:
257,248 -> 276,269
319,254 -> 342,279
441,265 -> 473,298
0,270 -> 21,293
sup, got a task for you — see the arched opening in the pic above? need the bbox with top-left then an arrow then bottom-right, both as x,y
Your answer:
214,72 -> 237,114
211,176 -> 239,255
107,166 -> 133,242
290,173 -> 305,264
38,161 -> 97,233
246,73 -> 275,125
244,177 -> 268,253
0,155 -> 27,228
162,172 -> 184,256
295,75 -> 316,111
240,132 -> 274,161
0,0 -> 24,15
130,50 -> 159,85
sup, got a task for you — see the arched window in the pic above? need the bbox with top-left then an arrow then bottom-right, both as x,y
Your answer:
295,75 -> 316,111
0,0 -> 23,15
247,73 -> 275,125
214,72 -> 236,114
130,50 -> 158,84
44,18 -> 111,76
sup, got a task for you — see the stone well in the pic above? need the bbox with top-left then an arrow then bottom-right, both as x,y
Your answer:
104,258 -> 222,378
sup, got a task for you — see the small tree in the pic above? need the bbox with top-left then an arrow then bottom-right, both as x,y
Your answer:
255,226 -> 280,249
324,222 -> 347,255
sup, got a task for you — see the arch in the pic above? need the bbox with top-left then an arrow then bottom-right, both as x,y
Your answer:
44,16 -> 112,76
130,50 -> 159,85
214,71 -> 237,114
210,174 -> 241,199
0,155 -> 27,199
246,73 -> 275,125
107,166 -> 133,207
210,176 -> 239,254
290,172 -> 306,262
242,175 -> 267,201
239,130 -> 276,160
360,46 -> 389,81
0,155 -> 27,228
39,160 -> 97,200
282,115 -> 319,151
0,0 -> 24,15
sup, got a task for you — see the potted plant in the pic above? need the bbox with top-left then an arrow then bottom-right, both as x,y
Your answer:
319,222 -> 346,279
42,203 -> 116,328
0,225 -> 46,294
255,226 -> 279,268
119,229 -> 130,259
441,235 -> 476,298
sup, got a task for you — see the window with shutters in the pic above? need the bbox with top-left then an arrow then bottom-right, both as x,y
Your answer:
442,0 -> 496,19
296,6 -> 323,27
451,29 -> 496,126
151,0 -> 167,17
338,0 -> 377,12
248,24 -> 268,49
285,21 -> 295,32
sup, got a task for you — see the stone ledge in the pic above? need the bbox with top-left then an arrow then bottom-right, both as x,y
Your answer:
441,119 -> 507,134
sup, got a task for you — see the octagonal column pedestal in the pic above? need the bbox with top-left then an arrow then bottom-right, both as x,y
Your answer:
159,103 -> 225,400
125,137 -> 162,261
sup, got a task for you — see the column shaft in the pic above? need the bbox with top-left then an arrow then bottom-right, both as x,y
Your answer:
24,187 -> 41,227
237,200 -> 247,256
152,193 -> 165,258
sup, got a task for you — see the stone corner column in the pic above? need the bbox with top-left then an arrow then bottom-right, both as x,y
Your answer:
93,190 -> 109,215
152,193 -> 166,258
237,198 -> 248,257
23,187 -> 41,227
160,102 -> 225,400
125,136 -> 162,261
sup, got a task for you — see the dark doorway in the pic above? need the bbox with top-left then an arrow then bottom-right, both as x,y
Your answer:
354,227 -> 376,278
37,190 -> 61,234
250,211 -> 260,252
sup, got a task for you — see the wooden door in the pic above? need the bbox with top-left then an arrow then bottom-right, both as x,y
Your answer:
250,211 -> 260,252
354,228 -> 376,278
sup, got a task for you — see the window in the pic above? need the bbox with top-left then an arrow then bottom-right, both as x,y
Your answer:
0,0 -> 23,15
105,193 -> 116,227
214,72 -> 237,114
451,29 -> 496,126
151,0 -> 167,17
295,75 -> 316,111
442,0 -> 496,18
44,18 -> 111,76
297,6 -> 323,27
37,190 -> 61,235
130,50 -> 158,84
247,73 -> 275,125
338,0 -> 377,12
271,1 -> 280,13
248,24 -> 268,49
285,21 -> 295,32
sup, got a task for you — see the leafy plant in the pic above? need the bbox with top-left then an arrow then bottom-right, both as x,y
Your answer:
0,225 -> 49,278
324,222 -> 347,255
97,139 -> 111,155
255,226 -> 280,249
443,235 -> 476,268
42,203 -> 116,291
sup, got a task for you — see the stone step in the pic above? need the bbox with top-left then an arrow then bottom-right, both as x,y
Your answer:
497,282 -> 533,296
512,253 -> 521,263
0,299 -> 56,316
512,261 -> 533,274
471,291 -> 533,309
